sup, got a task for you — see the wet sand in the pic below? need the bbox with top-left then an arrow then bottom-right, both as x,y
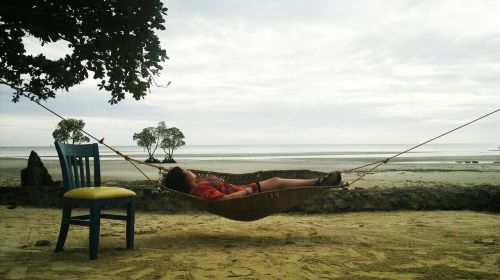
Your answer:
1,207 -> 498,279
1,156 -> 499,188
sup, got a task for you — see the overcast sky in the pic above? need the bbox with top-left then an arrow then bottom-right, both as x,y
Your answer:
1,0 -> 499,146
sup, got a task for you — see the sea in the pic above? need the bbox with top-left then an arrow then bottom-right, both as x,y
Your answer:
1,143 -> 499,163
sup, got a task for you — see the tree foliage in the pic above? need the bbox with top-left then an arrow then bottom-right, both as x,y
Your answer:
0,0 -> 168,104
52,119 -> 90,144
160,127 -> 185,163
133,126 -> 159,162
133,121 -> 185,163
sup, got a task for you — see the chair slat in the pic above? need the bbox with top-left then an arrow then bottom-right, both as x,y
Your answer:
67,156 -> 75,188
78,157 -> 85,187
85,157 -> 91,187
94,150 -> 101,186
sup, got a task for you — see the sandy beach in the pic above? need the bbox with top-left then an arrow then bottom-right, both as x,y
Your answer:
1,207 -> 499,279
1,154 -> 499,279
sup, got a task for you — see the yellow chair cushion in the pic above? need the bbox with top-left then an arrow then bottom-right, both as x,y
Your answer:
64,186 -> 136,200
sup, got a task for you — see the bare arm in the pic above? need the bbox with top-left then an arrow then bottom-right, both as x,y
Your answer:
219,187 -> 252,200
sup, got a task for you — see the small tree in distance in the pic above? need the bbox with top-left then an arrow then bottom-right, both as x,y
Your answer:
160,127 -> 185,163
52,119 -> 90,144
133,121 -> 185,163
133,127 -> 160,163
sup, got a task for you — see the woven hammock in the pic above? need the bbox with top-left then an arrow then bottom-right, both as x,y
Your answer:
160,169 -> 342,222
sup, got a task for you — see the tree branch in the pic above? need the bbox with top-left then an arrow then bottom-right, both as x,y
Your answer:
147,69 -> 171,88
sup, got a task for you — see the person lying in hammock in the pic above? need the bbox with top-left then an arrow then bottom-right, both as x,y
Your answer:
162,166 -> 342,200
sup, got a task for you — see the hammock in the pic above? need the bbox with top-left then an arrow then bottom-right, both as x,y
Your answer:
159,169 -> 342,221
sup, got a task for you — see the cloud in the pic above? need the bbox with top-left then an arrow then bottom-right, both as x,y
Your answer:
1,0 -> 500,146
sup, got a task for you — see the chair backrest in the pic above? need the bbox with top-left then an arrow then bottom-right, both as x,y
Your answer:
55,142 -> 101,190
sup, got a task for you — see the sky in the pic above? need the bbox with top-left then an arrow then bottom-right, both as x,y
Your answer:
1,0 -> 499,146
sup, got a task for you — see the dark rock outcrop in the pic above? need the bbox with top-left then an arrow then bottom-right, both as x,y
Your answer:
290,184 -> 500,213
20,151 -> 57,187
1,182 -> 499,213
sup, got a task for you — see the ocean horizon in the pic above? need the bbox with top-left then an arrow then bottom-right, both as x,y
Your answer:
1,143 -> 499,162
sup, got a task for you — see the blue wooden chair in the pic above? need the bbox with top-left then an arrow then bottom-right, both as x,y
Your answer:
54,142 -> 136,260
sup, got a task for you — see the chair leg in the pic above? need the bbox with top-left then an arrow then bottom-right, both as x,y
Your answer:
89,204 -> 101,260
55,206 -> 72,253
126,199 -> 136,249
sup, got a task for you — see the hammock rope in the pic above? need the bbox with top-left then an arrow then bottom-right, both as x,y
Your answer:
342,107 -> 500,185
26,95 -> 499,188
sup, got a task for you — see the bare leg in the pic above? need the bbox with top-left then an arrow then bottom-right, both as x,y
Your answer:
258,177 -> 318,192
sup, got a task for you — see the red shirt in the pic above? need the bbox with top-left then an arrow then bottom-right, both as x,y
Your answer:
190,176 -> 244,200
